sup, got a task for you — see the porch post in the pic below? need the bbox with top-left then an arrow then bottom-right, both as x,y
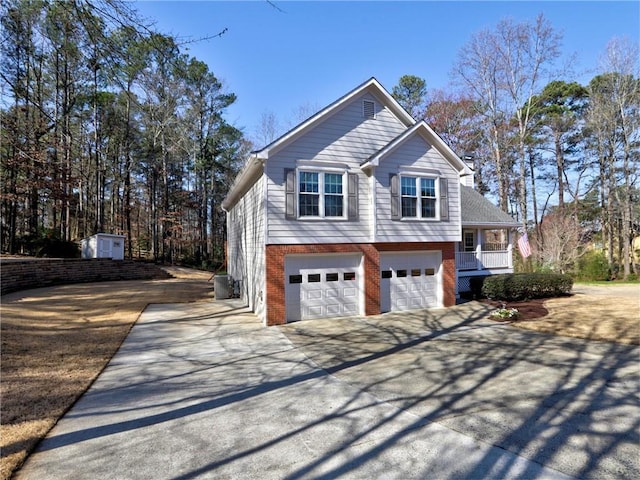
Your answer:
476,228 -> 482,270
507,230 -> 513,268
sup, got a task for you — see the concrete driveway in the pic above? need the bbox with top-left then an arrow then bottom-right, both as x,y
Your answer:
16,300 -> 638,479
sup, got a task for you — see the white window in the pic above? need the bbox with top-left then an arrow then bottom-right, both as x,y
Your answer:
299,171 -> 345,218
400,176 -> 437,219
463,231 -> 476,252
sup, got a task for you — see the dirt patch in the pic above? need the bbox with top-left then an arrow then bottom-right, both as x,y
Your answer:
0,267 -> 215,480
483,283 -> 639,345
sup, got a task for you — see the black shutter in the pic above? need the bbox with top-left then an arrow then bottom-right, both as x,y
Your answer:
390,174 -> 400,220
285,168 -> 296,219
439,177 -> 449,220
347,173 -> 358,220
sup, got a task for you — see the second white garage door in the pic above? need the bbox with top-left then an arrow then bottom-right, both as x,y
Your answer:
379,251 -> 442,313
285,254 -> 363,322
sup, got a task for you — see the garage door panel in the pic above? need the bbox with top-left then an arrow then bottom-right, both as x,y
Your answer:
343,302 -> 358,315
307,289 -> 323,300
327,304 -> 341,315
343,287 -> 357,297
380,251 -> 442,313
285,254 -> 363,322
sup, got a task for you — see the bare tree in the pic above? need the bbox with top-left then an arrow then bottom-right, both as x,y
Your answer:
424,89 -> 489,192
452,27 -> 512,211
452,13 -> 562,229
253,110 -> 281,148
586,37 -> 640,278
287,101 -> 321,128
537,209 -> 587,273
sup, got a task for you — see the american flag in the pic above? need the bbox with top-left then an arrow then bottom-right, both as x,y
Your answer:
518,232 -> 532,258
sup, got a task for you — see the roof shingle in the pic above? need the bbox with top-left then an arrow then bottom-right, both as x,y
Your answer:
460,185 -> 519,226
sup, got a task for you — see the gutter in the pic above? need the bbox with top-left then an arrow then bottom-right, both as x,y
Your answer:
221,155 -> 265,211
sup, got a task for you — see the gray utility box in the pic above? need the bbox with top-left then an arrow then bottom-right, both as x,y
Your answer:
214,275 -> 230,299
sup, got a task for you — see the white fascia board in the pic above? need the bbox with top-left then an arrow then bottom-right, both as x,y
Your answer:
256,77 -> 415,159
221,155 -> 265,211
367,78 -> 416,126
362,121 -> 473,176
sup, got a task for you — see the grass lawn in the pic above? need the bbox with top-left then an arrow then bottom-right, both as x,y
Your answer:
484,283 -> 639,345
1,276 -> 637,480
0,267 -> 214,480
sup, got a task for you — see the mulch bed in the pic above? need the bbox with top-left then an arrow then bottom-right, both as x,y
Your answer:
481,298 -> 549,321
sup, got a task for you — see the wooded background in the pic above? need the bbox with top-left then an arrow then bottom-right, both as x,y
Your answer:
1,0 -> 249,268
1,1 -> 638,279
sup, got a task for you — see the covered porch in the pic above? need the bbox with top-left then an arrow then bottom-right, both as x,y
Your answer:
456,227 -> 513,271
456,227 -> 516,295
456,186 -> 520,295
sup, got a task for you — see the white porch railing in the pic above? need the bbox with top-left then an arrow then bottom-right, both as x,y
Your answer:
480,250 -> 510,268
456,249 -> 512,271
456,252 -> 478,270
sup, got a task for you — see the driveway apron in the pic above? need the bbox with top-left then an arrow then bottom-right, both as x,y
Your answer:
16,300 -> 636,479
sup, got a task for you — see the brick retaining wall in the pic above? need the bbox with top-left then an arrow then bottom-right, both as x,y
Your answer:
0,258 -> 173,296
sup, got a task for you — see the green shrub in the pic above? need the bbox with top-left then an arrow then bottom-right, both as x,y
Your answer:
17,234 -> 80,258
576,251 -> 610,281
37,238 -> 80,258
481,273 -> 573,301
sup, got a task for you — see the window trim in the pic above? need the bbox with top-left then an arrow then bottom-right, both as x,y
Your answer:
399,175 -> 440,221
297,168 -> 347,220
463,230 -> 476,252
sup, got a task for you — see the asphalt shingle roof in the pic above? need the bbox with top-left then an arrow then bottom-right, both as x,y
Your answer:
460,185 -> 519,226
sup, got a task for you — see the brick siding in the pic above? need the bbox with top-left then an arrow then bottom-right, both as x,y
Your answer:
264,242 -> 456,326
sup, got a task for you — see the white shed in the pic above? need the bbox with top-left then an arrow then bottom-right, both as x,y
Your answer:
81,233 -> 125,260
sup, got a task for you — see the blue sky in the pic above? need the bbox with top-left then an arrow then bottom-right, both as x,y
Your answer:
133,1 -> 640,142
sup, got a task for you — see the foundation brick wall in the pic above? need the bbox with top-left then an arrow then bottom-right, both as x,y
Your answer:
264,242 -> 456,326
0,258 -> 172,296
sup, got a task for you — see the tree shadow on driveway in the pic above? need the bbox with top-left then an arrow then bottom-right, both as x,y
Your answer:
15,301 -> 639,480
282,303 -> 639,479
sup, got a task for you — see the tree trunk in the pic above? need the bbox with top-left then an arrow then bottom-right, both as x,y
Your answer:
528,149 -> 541,253
124,87 -> 133,259
555,132 -> 564,210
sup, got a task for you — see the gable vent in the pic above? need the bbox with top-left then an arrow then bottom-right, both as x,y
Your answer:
363,100 -> 376,119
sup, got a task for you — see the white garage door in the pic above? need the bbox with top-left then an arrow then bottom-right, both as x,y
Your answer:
285,254 -> 363,322
379,251 -> 442,313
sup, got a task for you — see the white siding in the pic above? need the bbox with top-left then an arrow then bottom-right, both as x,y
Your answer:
227,177 -> 266,322
265,92 -> 407,244
81,233 -> 125,260
375,135 -> 462,242
461,173 -> 474,188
